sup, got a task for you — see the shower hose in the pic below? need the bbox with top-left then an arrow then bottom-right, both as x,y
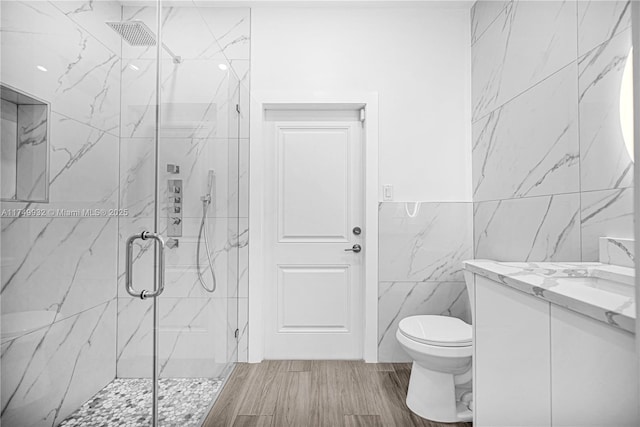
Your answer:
196,199 -> 217,293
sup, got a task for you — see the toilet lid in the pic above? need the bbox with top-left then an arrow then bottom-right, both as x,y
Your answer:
398,315 -> 471,347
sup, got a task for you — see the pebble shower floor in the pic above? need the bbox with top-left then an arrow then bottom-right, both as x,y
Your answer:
60,378 -> 221,427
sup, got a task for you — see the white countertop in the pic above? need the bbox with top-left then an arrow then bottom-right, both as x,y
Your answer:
464,260 -> 636,334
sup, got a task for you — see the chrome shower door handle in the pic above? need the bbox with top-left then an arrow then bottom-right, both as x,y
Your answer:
125,231 -> 166,299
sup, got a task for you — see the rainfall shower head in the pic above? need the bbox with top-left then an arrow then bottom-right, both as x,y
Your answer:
106,20 -> 182,64
106,20 -> 156,46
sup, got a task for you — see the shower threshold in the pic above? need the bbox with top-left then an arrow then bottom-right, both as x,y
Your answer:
59,378 -> 222,427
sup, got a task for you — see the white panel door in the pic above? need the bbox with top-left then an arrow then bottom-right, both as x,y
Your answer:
265,115 -> 363,359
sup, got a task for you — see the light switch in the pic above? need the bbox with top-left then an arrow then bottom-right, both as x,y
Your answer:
383,185 -> 393,201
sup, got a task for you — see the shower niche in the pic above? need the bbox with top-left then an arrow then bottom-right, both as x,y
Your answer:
0,84 -> 49,202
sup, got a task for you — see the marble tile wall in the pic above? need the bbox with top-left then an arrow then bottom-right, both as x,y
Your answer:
471,0 -> 634,262
378,202 -> 473,362
116,5 -> 250,377
599,236 -> 635,268
1,1 -> 122,425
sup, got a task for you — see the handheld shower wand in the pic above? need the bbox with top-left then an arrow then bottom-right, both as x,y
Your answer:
201,170 -> 215,203
197,170 -> 217,293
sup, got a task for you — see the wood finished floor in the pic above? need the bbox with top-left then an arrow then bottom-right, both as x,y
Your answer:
203,361 -> 472,427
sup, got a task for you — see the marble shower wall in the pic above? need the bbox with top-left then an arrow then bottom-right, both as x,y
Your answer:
378,202 -> 473,362
0,3 -> 250,424
116,5 -> 250,377
471,0 -> 634,262
0,1 -> 122,425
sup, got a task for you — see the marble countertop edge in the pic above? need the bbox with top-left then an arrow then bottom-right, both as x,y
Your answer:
464,259 -> 636,335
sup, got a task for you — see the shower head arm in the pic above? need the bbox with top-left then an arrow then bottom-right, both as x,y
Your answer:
161,42 -> 182,64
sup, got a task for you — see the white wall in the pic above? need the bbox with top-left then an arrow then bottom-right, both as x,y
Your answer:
250,6 -> 472,202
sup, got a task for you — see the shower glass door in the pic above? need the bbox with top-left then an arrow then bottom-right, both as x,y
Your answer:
117,1 -> 243,425
1,0 -> 246,425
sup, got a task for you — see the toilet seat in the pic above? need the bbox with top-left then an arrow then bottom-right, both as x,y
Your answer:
399,315 -> 471,347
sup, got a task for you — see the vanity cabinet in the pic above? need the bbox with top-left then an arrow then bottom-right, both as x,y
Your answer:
473,275 -> 638,427
550,304 -> 637,427
474,275 -> 551,426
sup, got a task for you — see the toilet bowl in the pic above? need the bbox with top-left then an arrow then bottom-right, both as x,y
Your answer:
396,315 -> 472,423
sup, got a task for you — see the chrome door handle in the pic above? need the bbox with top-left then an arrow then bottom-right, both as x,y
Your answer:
125,231 -> 166,299
344,244 -> 362,253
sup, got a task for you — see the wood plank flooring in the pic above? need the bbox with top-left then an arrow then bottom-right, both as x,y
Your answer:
202,361 -> 472,427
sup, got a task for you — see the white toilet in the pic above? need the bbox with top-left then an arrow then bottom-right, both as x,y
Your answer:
396,271 -> 474,423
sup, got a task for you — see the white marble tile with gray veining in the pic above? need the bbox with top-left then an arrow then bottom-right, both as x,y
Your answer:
1,215 -> 117,332
226,297 -> 239,362
237,219 -> 249,298
378,281 -> 469,362
120,6 -> 248,61
0,113 -> 119,214
116,297 -> 229,378
50,0 -> 124,55
15,104 -> 48,201
379,202 -> 472,283
238,139 -> 250,217
464,259 -> 635,333
16,106 -> 47,152
472,0 -> 576,121
195,7 -> 251,61
474,193 -> 581,262
599,237 -> 635,268
1,99 -> 19,200
229,60 -> 251,140
225,138 -> 250,220
578,0 -> 631,57
1,113 -> 120,329
225,218 -> 248,299
470,0 -> 511,45
227,137 -> 240,218
472,64 -> 579,201
581,188 -> 634,262
237,297 -> 248,362
1,300 -> 115,427
121,58 -> 235,140
118,137 -> 156,219
121,6 -> 214,61
1,1 -> 121,135
579,29 -> 633,192
49,114 -> 119,204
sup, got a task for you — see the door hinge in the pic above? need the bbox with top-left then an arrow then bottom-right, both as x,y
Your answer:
359,108 -> 365,123
234,328 -> 240,339
235,104 -> 241,114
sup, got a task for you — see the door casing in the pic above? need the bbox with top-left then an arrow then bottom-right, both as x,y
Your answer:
248,92 -> 379,362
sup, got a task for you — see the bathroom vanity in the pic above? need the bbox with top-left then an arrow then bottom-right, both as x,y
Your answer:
464,258 -> 638,427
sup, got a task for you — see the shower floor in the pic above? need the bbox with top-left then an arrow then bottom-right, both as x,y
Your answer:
60,378 -> 221,427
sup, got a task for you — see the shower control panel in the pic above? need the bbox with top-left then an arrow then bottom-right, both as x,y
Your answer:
168,179 -> 182,237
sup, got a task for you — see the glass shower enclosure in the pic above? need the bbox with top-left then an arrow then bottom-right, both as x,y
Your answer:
0,0 -> 249,425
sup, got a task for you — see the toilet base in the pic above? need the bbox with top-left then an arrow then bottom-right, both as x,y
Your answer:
406,361 -> 472,423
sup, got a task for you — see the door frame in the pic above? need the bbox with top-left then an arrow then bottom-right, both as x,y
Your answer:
248,92 -> 379,363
